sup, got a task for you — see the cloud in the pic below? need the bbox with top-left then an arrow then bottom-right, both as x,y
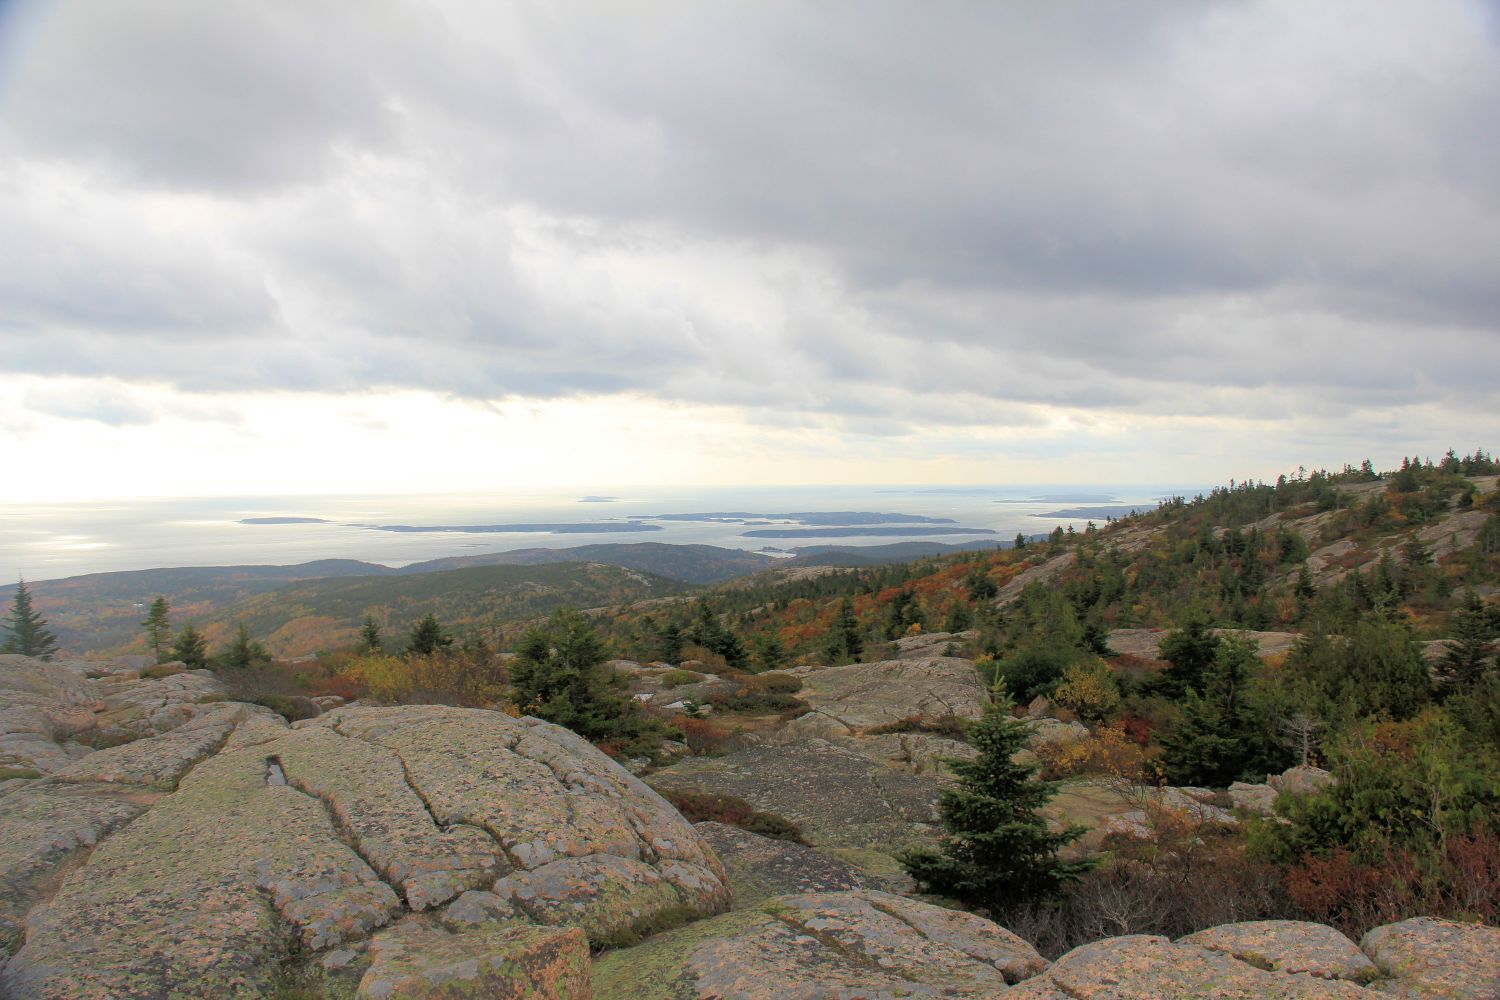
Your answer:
0,0 -> 1496,470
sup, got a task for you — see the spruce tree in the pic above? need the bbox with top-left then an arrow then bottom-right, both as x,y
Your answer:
510,608 -> 646,745
1,579 -> 59,660
407,614 -> 452,656
1438,592 -> 1498,695
902,687 -> 1091,913
141,596 -> 172,662
171,625 -> 208,668
358,615 -> 383,654
220,622 -> 270,669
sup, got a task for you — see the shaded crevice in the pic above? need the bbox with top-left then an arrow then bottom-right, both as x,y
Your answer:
275,765 -> 408,912
768,911 -> 891,974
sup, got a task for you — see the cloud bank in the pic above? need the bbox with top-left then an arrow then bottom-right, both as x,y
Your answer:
2,0 -> 1497,493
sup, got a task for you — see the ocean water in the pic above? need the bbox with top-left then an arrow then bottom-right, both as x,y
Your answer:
0,484 -> 1187,583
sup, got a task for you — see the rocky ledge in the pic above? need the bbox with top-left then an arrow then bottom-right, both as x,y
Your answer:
1,655 -> 1496,1000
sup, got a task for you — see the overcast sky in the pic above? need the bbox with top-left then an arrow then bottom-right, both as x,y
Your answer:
2,0 -> 1498,499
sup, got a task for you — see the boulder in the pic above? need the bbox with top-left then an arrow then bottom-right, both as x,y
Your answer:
358,917 -> 590,999
779,657 -> 988,737
1269,765 -> 1333,796
593,889 -> 1045,999
1181,920 -> 1378,982
1230,780 -> 1278,814
1360,916 -> 1500,999
1008,934 -> 1371,999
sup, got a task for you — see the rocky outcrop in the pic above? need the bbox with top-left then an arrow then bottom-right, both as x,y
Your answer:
1359,917 -> 1500,999
694,823 -> 873,907
780,657 -> 989,737
1006,934 -> 1373,998
593,889 -> 1045,999
0,690 -> 729,999
1181,920 -> 1379,981
357,917 -> 591,999
889,630 -> 977,659
1105,628 -> 1302,661
1230,764 -> 1335,816
650,738 -> 948,851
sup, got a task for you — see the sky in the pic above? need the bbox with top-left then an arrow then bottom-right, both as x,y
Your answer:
1,0 -> 1498,500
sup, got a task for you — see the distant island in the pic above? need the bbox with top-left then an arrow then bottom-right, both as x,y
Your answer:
238,517 -> 331,525
994,494 -> 1120,504
366,522 -> 663,534
1034,504 -> 1154,518
578,496 -> 621,503
743,526 -> 995,538
648,511 -> 958,526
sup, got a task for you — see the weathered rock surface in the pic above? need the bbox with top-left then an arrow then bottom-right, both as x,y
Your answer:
358,916 -> 591,999
1007,934 -> 1372,999
780,657 -> 989,737
650,738 -> 947,851
593,889 -> 1045,999
0,693 -> 728,998
1181,920 -> 1378,982
836,731 -> 977,777
1360,917 -> 1500,999
694,822 -> 872,907
889,630 -> 977,659
1105,628 -> 1302,661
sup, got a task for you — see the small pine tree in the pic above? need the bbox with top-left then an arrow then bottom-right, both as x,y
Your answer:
510,608 -> 648,746
407,614 -> 452,656
1438,592 -> 1498,695
171,625 -> 208,669
141,596 -> 172,662
657,621 -> 685,663
752,633 -> 789,672
1,579 -> 59,660
358,615 -> 383,654
219,622 -> 270,669
1155,612 -> 1221,699
824,598 -> 863,663
901,686 -> 1091,914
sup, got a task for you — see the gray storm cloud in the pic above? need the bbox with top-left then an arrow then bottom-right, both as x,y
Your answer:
0,0 -> 1497,436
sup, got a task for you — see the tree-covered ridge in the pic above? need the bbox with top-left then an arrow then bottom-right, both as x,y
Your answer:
592,449 -> 1500,668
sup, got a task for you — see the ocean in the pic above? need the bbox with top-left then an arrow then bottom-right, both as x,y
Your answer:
0,484 -> 1189,583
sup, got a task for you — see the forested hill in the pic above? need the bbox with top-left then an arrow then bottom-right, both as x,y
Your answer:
592,452 -> 1500,667
195,562 -> 686,657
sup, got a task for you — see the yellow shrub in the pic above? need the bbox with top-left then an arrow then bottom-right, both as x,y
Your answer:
1053,661 -> 1121,723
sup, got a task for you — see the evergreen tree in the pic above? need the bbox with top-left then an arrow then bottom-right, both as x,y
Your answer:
752,633 -> 789,672
358,615 -> 384,653
824,598 -> 863,663
171,625 -> 208,669
219,622 -> 270,670
407,614 -> 452,656
965,568 -> 998,602
1158,635 -> 1283,786
1,579 -> 59,660
657,621 -> 685,663
902,687 -> 1091,913
510,608 -> 647,745
1154,612 -> 1221,699
1437,592 -> 1498,696
141,596 -> 172,662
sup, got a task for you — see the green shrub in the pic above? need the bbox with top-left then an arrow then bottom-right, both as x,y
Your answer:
140,663 -> 185,679
253,694 -> 321,722
660,668 -> 705,688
